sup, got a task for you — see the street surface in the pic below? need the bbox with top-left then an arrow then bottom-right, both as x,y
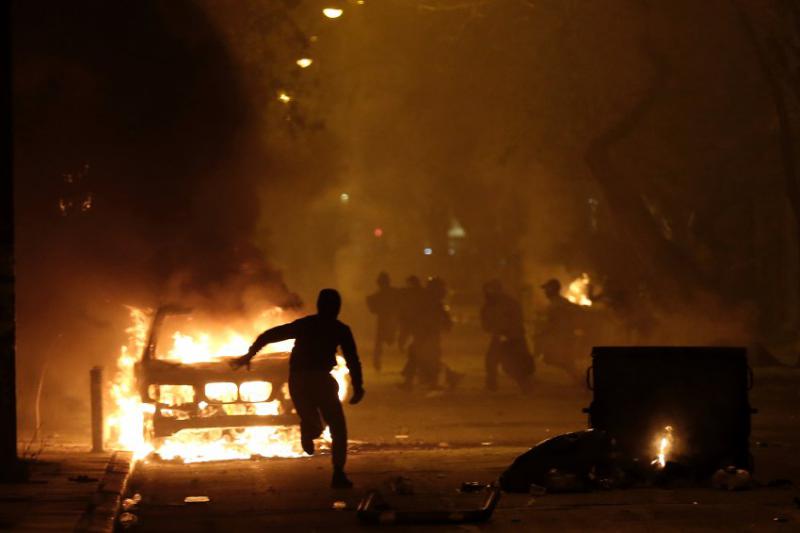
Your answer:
116,330 -> 800,532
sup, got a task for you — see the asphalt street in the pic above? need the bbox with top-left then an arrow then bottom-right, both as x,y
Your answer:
118,336 -> 800,532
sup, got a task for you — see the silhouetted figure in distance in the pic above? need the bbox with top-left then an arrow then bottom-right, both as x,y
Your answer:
535,278 -> 582,382
481,279 -> 534,393
397,275 -> 424,351
401,277 -> 462,391
366,271 -> 398,372
231,289 -> 364,489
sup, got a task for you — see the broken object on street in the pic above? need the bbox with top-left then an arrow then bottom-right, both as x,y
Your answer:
357,485 -> 501,525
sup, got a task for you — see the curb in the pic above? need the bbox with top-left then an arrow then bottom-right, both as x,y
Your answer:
74,451 -> 136,533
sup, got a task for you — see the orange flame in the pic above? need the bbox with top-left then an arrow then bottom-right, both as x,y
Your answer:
651,425 -> 674,468
564,273 -> 593,306
105,307 -> 350,463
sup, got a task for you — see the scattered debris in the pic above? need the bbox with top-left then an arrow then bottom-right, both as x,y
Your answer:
121,493 -> 142,511
184,496 -> 210,504
118,512 -> 139,529
528,484 -> 546,496
390,476 -> 415,495
711,467 -> 752,491
68,475 -> 98,483
332,500 -> 347,510
499,429 -> 617,493
357,486 -> 501,525
460,482 -> 487,493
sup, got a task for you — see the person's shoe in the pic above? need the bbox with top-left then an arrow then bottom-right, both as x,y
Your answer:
301,435 -> 315,456
331,470 -> 354,489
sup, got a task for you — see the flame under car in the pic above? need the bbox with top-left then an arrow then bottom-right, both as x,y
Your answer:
135,306 -> 299,441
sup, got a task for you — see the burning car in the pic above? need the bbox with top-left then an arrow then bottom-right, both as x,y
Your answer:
106,305 -> 350,463
136,305 -> 299,444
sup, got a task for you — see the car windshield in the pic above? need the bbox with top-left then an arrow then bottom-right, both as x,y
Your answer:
154,313 -> 249,363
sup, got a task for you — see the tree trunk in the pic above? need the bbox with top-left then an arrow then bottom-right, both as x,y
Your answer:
1,0 -> 19,477
584,22 -> 709,305
735,0 -> 800,334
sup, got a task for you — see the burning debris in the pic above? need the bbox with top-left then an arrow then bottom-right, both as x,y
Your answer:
651,425 -> 674,469
104,306 -> 350,463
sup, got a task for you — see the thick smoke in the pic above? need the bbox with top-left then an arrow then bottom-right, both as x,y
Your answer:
261,0 -> 787,346
13,0 -> 799,432
13,0 -> 300,430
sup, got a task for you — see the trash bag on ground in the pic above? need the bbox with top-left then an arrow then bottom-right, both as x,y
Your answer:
499,429 -> 620,493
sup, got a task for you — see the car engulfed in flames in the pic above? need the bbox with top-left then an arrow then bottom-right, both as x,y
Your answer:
106,305 -> 350,463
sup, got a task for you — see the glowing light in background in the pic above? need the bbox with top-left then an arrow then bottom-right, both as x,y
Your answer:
651,425 -> 675,469
339,192 -> 350,204
373,227 -> 383,238
277,91 -> 292,104
322,8 -> 343,19
564,273 -> 593,306
296,58 -> 313,68
423,247 -> 433,256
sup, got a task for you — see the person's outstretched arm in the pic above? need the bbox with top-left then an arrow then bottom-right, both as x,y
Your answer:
231,321 -> 298,369
340,326 -> 365,404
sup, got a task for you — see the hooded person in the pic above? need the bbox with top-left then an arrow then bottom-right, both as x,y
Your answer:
232,288 -> 364,488
366,271 -> 399,372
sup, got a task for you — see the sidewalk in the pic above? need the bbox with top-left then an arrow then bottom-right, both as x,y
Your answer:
0,441 -> 133,532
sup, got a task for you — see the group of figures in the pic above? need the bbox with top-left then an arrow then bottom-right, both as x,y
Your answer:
367,272 -> 462,391
367,271 -> 598,393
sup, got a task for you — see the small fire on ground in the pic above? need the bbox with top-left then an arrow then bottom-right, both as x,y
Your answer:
105,307 -> 350,463
651,425 -> 675,469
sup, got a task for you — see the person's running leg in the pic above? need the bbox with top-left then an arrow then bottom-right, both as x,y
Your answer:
289,374 -> 324,455
317,375 -> 351,488
485,338 -> 500,391
373,330 -> 383,372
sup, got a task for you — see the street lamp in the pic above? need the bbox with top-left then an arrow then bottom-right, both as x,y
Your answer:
322,7 -> 343,19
